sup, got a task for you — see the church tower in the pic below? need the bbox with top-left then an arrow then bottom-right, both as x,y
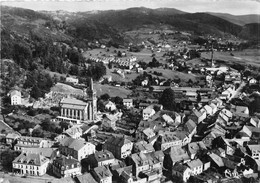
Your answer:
87,78 -> 97,120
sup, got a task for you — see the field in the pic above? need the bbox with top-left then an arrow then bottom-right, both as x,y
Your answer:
201,49 -> 260,66
83,47 -> 166,63
94,84 -> 132,98
146,68 -> 201,81
50,83 -> 84,95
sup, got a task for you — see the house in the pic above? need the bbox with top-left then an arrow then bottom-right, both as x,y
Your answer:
65,77 -> 79,85
137,128 -> 155,141
186,141 -> 207,160
102,114 -> 117,130
5,132 -> 21,145
162,114 -> 174,124
164,146 -> 190,170
52,156 -> 81,178
183,119 -> 197,142
154,132 -> 182,151
14,136 -> 54,151
250,117 -> 260,128
59,137 -> 96,161
92,166 -> 112,183
123,99 -> 133,109
212,137 -> 234,156
236,125 -> 260,140
231,105 -> 249,118
56,126 -> 83,140
209,103 -> 218,114
190,109 -> 206,124
211,97 -> 223,108
10,90 -> 22,105
246,144 -> 260,160
201,105 -> 213,116
104,101 -> 117,111
172,164 -> 191,182
249,78 -> 257,85
12,152 -> 50,176
142,107 -> 155,120
104,136 -> 133,159
133,141 -> 155,153
76,173 -> 97,183
130,151 -> 164,177
89,150 -> 116,168
22,147 -> 58,162
186,159 -> 203,175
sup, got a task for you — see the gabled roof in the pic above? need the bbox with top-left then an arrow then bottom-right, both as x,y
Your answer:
209,153 -> 224,167
143,128 -> 155,137
186,159 -> 203,169
10,90 -> 21,97
64,126 -> 82,137
22,147 -> 57,158
123,99 -> 133,103
105,136 -> 132,147
54,156 -> 79,167
13,152 -> 49,166
187,141 -> 207,155
184,119 -> 197,133
59,137 -> 94,151
76,173 -> 97,183
247,144 -> 260,152
172,164 -> 190,174
93,166 -> 112,179
94,150 -> 114,162
167,146 -> 190,163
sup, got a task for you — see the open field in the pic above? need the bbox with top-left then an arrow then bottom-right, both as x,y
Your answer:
146,68 -> 201,81
83,48 -> 166,63
201,49 -> 260,66
50,83 -> 84,95
94,84 -> 131,98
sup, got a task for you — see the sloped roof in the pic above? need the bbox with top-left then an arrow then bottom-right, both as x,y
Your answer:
10,90 -> 21,97
105,136 -> 132,147
76,173 -> 97,183
184,119 -> 197,133
13,152 -> 49,166
209,153 -> 224,167
59,137 -> 94,151
187,159 -> 203,169
94,166 -> 112,179
22,147 -> 57,158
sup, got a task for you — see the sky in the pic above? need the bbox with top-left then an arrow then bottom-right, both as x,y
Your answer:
1,0 -> 260,15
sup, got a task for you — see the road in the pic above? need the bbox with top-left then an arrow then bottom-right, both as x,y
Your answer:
0,172 -> 65,183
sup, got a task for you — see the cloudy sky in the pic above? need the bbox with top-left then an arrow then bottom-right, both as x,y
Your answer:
2,0 -> 260,15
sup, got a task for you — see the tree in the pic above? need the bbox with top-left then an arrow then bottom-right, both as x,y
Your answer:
30,85 -> 41,99
32,128 -> 44,138
100,93 -> 110,101
159,88 -> 176,111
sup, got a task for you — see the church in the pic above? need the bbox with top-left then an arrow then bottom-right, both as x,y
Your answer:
58,78 -> 97,124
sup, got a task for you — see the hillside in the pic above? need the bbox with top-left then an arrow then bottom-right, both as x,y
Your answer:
208,12 -> 260,26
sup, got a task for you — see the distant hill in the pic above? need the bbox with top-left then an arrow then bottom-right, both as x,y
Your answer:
1,6 -> 259,46
208,12 -> 260,26
239,23 -> 260,41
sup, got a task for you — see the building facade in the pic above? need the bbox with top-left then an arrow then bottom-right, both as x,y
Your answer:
52,156 -> 81,178
12,152 -> 50,176
104,136 -> 133,159
59,78 -> 97,123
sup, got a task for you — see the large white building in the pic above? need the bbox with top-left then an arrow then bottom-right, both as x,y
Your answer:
59,137 -> 96,161
12,152 -> 50,176
10,90 -> 22,105
59,78 -> 97,123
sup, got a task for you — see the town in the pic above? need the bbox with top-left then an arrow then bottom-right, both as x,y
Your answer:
1,2 -> 260,183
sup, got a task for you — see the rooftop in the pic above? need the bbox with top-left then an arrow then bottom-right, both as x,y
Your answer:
13,152 -> 49,166
93,166 -> 112,179
186,159 -> 203,169
105,136 -> 132,147
94,150 -> 115,162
